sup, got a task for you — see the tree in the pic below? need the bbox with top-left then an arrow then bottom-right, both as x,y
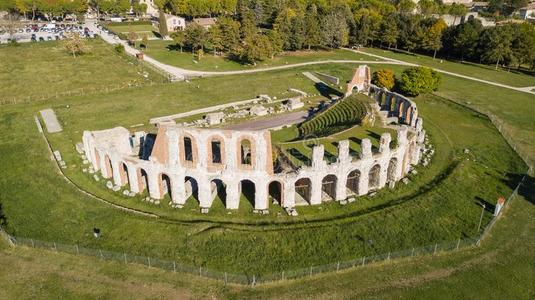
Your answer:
63,32 -> 89,58
128,26 -> 138,46
158,11 -> 169,38
303,4 -> 321,50
217,17 -> 241,53
511,23 -> 535,69
480,26 -> 514,69
240,33 -> 272,65
207,24 -> 223,56
379,16 -> 399,49
372,69 -> 395,90
321,12 -> 349,49
141,34 -> 149,49
185,23 -> 206,53
453,19 -> 482,61
417,0 -> 437,16
171,30 -> 185,52
449,3 -> 467,25
398,67 -> 441,96
423,18 -> 447,59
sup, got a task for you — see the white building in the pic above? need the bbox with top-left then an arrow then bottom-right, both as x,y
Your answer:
519,3 -> 535,20
152,13 -> 186,34
138,0 -> 158,17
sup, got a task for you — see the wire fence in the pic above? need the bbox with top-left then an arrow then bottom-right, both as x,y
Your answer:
4,233 -> 481,286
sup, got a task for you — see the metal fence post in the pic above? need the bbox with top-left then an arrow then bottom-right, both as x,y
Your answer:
53,242 -> 57,251
336,261 -> 340,272
362,257 -> 365,266
456,238 -> 461,250
411,248 -> 415,257
31,239 -> 34,248
173,261 -> 176,273
387,252 -> 390,260
99,250 -> 103,260
281,271 -> 285,281
76,245 -> 79,254
252,275 -> 256,286
148,257 -> 151,268
434,243 -> 438,255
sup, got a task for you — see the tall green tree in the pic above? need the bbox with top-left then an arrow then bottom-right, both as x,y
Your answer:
185,23 -> 206,53
303,4 -> 321,50
480,26 -> 514,69
379,15 -> 399,49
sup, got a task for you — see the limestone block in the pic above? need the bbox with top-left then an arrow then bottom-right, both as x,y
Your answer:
201,208 -> 209,214
106,181 -> 113,189
112,185 -> 121,192
401,178 -> 410,184
83,160 -> 89,165
93,175 -> 100,181
75,142 -> 85,154
82,168 -> 87,173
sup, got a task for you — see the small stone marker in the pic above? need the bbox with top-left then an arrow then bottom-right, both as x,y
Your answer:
40,109 -> 63,133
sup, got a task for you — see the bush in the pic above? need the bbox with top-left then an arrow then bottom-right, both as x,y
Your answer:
114,44 -> 125,54
397,67 -> 441,96
372,69 -> 395,90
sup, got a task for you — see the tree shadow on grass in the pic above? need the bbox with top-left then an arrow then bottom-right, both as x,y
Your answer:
518,174 -> 535,206
0,203 -> 6,227
314,82 -> 343,99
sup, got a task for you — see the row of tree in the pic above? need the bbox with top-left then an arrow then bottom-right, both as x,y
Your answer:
0,0 -> 87,20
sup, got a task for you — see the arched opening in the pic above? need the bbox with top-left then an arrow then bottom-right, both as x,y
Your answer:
369,164 -> 381,190
405,106 -> 413,125
268,181 -> 283,206
387,158 -> 398,183
184,176 -> 199,203
210,179 -> 226,206
183,137 -> 194,162
104,154 -> 113,178
240,179 -> 256,207
346,169 -> 361,195
240,139 -> 252,165
295,178 -> 312,205
210,139 -> 223,164
398,101 -> 406,120
94,150 -> 101,171
322,174 -> 337,201
137,168 -> 149,194
160,173 -> 172,199
120,162 -> 129,186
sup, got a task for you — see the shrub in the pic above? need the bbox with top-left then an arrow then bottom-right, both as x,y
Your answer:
114,44 -> 125,54
372,69 -> 395,90
397,67 -> 441,96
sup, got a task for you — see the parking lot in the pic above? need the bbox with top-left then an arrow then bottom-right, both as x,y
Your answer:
0,22 -> 97,44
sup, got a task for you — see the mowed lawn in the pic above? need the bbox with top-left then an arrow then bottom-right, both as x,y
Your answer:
0,39 -> 159,104
361,47 -> 535,88
106,23 -> 157,39
142,40 -> 373,71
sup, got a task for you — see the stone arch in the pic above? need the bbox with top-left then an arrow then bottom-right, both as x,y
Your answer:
180,134 -> 197,165
94,149 -> 101,171
387,158 -> 398,182
369,164 -> 381,190
207,135 -> 225,165
184,176 -> 199,204
346,169 -> 361,195
210,178 -> 226,206
321,174 -> 337,201
137,168 -> 149,194
159,173 -> 172,198
268,180 -> 283,206
240,179 -> 256,208
238,137 -> 255,168
398,100 -> 406,120
295,177 -> 312,205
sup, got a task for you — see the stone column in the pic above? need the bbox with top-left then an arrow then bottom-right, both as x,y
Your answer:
126,164 -> 140,193
335,173 -> 347,201
169,173 -> 186,204
310,176 -> 322,205
147,170 -> 161,199
111,159 -> 122,186
225,183 -> 240,209
358,168 -> 369,196
360,139 -> 372,159
312,145 -> 325,169
379,133 -> 391,154
254,182 -> 269,210
284,182 -> 296,208
197,177 -> 212,208
338,140 -> 350,164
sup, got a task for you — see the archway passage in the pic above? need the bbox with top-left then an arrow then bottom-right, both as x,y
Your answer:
322,174 -> 337,201
346,169 -> 361,195
137,168 -> 149,194
240,179 -> 256,208
160,173 -> 172,199
268,181 -> 283,206
104,155 -> 113,178
240,139 -> 252,165
211,179 -> 226,207
387,158 -> 398,183
369,164 -> 381,190
295,178 -> 312,205
185,176 -> 199,204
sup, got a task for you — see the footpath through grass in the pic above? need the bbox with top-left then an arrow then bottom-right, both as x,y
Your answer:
362,47 -> 535,88
142,40 -> 371,71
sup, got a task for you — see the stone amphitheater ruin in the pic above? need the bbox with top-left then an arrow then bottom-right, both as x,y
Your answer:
82,66 -> 425,214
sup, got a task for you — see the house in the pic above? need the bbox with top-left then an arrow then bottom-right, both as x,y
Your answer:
152,13 -> 186,34
192,17 -> 217,29
519,3 -> 535,20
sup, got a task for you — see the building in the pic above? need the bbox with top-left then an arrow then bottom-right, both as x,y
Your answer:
138,0 -> 158,17
519,3 -> 535,20
192,17 -> 217,29
152,13 -> 186,34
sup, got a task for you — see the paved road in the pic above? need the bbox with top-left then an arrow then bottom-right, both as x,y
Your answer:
224,111 -> 309,131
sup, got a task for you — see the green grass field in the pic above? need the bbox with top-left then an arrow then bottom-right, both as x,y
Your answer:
0,39 -> 162,104
0,41 -> 534,298
362,47 -> 535,88
142,40 -> 372,71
